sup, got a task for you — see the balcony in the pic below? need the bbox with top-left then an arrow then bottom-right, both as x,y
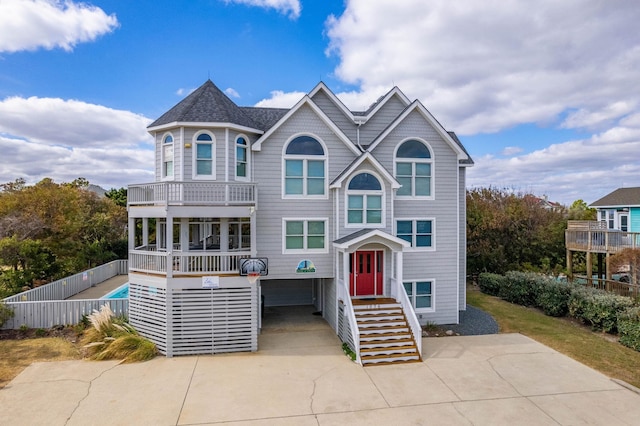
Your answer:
129,248 -> 251,276
565,221 -> 640,254
128,181 -> 256,207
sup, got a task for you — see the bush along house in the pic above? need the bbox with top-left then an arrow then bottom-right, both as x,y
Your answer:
127,80 -> 473,364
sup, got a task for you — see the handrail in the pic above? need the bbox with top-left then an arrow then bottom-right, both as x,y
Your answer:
390,278 -> 422,357
337,279 -> 361,364
128,181 -> 256,206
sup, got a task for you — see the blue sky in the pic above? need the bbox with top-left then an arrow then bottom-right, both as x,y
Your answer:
1,0 -> 639,205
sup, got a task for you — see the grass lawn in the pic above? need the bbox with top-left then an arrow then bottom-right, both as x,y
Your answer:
0,337 -> 82,389
467,285 -> 640,389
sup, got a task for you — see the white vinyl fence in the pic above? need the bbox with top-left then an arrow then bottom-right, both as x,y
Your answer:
1,260 -> 128,329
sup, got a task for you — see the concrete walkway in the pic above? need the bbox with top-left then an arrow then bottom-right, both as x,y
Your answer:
2,331 -> 640,425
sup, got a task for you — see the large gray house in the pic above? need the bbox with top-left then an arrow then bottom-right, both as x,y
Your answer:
127,80 -> 473,364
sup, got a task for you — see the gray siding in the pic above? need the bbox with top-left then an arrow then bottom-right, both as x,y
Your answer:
370,110 -> 461,324
459,167 -> 467,310
310,90 -> 357,142
253,104 -> 359,279
359,95 -> 408,145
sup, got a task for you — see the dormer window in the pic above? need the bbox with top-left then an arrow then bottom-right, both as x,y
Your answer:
283,135 -> 326,198
162,134 -> 174,179
395,139 -> 433,198
236,136 -> 248,180
346,172 -> 383,226
193,132 -> 215,179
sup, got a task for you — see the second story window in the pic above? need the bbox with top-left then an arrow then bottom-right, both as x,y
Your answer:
395,139 -> 432,198
347,172 -> 383,226
194,132 -> 215,179
283,135 -> 326,198
236,136 -> 248,179
162,134 -> 174,179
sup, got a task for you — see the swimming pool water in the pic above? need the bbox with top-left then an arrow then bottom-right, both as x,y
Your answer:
101,283 -> 129,299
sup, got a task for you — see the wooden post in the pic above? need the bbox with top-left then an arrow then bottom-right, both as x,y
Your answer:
566,249 -> 573,279
586,252 -> 593,287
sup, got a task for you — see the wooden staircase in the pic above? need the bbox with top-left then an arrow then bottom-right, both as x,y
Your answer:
352,297 -> 421,366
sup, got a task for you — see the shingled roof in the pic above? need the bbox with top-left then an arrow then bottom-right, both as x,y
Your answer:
148,80 -> 262,129
590,187 -> 640,207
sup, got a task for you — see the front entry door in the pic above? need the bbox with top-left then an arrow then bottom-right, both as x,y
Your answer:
350,250 -> 383,296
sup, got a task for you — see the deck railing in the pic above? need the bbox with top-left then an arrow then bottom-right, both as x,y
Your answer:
565,221 -> 640,253
390,277 -> 423,357
128,181 -> 256,206
129,250 -> 251,275
571,275 -> 640,298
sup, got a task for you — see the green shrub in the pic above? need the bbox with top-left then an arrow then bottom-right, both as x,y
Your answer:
478,273 -> 506,296
0,302 -> 14,328
536,280 -> 572,317
500,271 -> 541,307
618,307 -> 640,351
568,286 -> 633,333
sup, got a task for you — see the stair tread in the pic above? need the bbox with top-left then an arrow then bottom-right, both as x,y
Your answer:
361,352 -> 420,360
361,345 -> 417,353
361,338 -> 415,345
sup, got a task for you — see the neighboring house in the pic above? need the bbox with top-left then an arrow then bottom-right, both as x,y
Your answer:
565,187 -> 640,282
127,80 -> 473,364
590,187 -> 640,232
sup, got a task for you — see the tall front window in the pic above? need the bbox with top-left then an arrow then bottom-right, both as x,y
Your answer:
395,139 -> 432,197
162,134 -> 174,178
283,136 -> 326,197
347,173 -> 383,226
283,219 -> 327,253
194,132 -> 215,178
236,136 -> 248,179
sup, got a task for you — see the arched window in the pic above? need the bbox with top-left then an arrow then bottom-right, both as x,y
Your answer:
236,136 -> 248,179
395,139 -> 432,197
162,134 -> 174,178
283,136 -> 326,197
193,132 -> 215,178
347,172 -> 383,225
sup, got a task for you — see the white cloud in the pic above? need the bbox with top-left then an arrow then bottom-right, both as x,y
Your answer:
0,97 -> 154,189
225,87 -> 240,98
254,90 -> 306,108
325,0 -> 640,135
501,146 -> 523,157
223,0 -> 301,19
0,0 -> 118,53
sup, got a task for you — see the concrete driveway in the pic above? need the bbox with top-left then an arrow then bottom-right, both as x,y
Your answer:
2,316 -> 640,425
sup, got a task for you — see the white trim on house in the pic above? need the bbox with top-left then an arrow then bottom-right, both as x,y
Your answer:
344,170 -> 386,229
161,131 -> 175,181
281,217 -> 330,254
252,96 -> 361,155
402,278 -> 436,313
393,137 -> 435,200
235,133 -> 251,181
367,100 -> 470,162
191,130 -> 216,180
281,133 -> 329,200
394,217 -> 436,252
330,152 -> 400,190
148,121 -> 264,135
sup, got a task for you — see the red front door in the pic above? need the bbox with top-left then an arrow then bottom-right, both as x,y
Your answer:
349,250 -> 383,296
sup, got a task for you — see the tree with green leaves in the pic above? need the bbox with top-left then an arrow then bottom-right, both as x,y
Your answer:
0,178 -> 127,295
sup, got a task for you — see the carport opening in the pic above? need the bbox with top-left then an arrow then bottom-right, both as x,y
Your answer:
260,278 -> 325,332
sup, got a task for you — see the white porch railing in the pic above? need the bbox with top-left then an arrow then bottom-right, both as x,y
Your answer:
337,278 -> 361,364
390,278 -> 423,357
129,250 -> 251,275
128,181 -> 256,206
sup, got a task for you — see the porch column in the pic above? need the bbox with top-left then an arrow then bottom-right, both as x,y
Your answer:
180,218 -> 189,252
220,218 -> 229,272
250,210 -> 257,257
566,249 -> 573,280
586,251 -> 592,286
396,251 -> 404,288
142,218 -> 149,248
166,215 -> 174,279
128,217 -> 135,251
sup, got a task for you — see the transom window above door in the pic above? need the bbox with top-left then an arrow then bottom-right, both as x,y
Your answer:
395,139 -> 432,198
347,172 -> 383,227
283,135 -> 326,198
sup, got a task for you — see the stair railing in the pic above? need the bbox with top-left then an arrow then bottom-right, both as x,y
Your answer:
390,278 -> 422,357
337,278 -> 361,364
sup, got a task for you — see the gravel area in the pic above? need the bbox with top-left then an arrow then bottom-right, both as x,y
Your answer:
441,305 -> 499,335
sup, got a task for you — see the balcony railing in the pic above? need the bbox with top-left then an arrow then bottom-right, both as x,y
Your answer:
566,221 -> 640,253
128,181 -> 256,206
129,250 -> 251,276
